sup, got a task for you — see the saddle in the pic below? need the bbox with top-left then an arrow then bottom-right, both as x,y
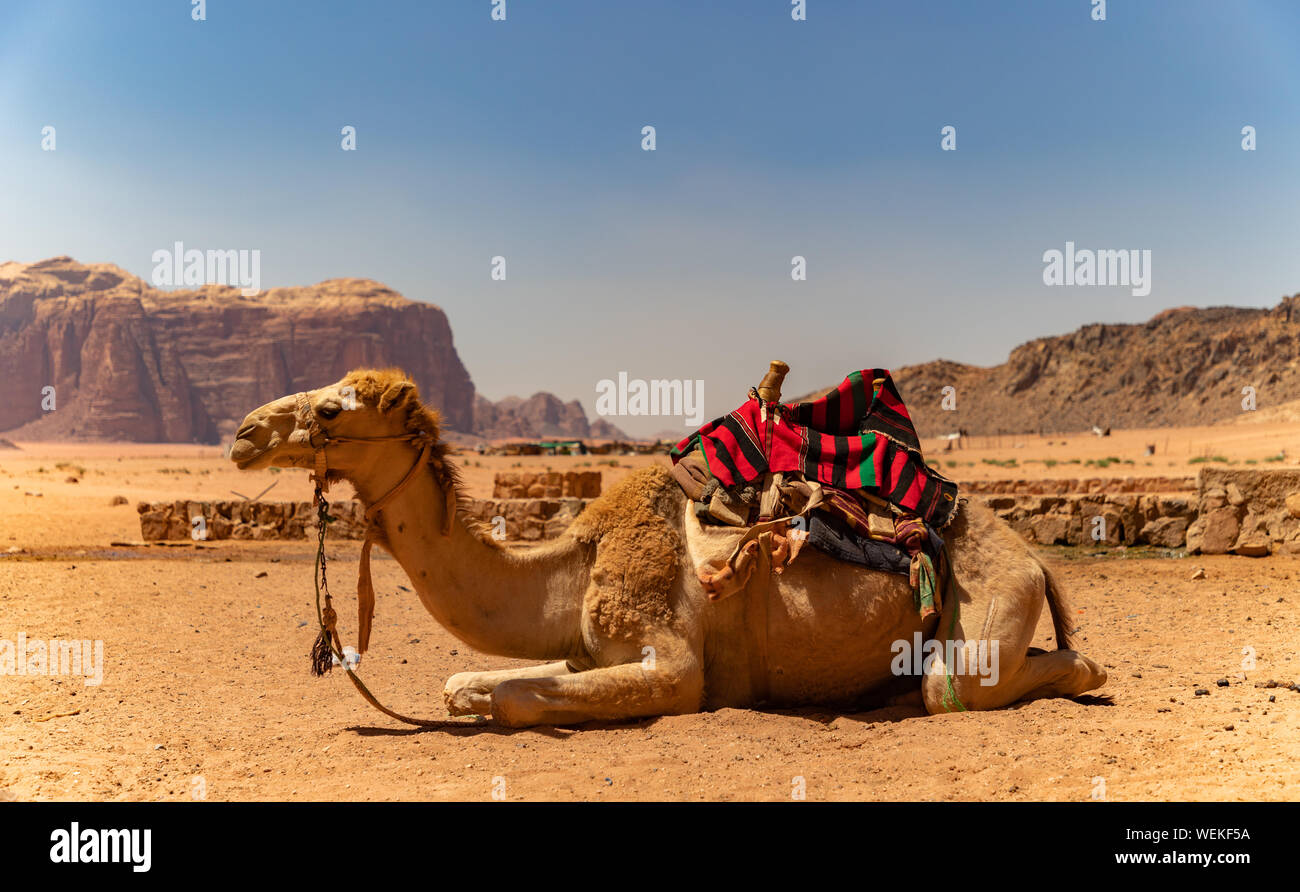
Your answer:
670,360 -> 956,617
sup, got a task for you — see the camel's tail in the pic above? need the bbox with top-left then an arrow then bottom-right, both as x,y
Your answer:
1039,559 -> 1077,651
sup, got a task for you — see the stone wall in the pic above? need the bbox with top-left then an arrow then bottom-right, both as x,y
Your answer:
462,498 -> 590,541
964,476 -> 1194,495
139,470 -> 1300,554
138,495 -> 592,543
979,494 -> 1193,547
1184,468 -> 1300,556
977,469 -> 1300,553
137,499 -> 369,541
492,470 -> 601,499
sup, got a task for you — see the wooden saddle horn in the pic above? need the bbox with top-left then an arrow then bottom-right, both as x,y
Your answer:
756,360 -> 790,404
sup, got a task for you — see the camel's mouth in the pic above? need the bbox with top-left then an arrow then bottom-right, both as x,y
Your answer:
229,437 -> 272,470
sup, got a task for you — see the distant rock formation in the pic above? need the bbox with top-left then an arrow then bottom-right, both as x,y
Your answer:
885,295 -> 1300,437
0,257 -> 475,442
0,256 -> 623,443
471,392 -> 627,441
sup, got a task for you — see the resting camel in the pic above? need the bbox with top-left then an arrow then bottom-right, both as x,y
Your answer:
230,368 -> 1106,727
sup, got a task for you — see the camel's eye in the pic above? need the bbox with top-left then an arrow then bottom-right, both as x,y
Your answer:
317,403 -> 342,421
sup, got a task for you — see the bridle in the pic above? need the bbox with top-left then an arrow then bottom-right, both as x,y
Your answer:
295,391 -> 437,498
292,391 -> 457,727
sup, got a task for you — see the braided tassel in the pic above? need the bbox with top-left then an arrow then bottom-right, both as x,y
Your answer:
910,552 -> 938,620
310,486 -> 340,675
311,603 -> 338,676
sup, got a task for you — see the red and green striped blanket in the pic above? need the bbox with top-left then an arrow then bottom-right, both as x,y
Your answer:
671,369 -> 960,529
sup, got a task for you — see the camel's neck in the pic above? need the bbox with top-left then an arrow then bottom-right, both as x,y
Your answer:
343,444 -> 590,661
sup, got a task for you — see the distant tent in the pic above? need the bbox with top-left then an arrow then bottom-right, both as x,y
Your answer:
534,440 -> 587,455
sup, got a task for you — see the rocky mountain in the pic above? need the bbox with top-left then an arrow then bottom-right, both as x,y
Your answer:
16,256 -> 1288,445
470,393 -> 627,441
889,295 -> 1300,437
0,256 -> 619,443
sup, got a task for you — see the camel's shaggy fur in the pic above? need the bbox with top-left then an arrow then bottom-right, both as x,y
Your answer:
337,368 -> 501,549
568,466 -> 683,640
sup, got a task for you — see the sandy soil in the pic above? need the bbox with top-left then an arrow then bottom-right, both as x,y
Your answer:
929,418 -> 1300,483
1,432 -> 1298,801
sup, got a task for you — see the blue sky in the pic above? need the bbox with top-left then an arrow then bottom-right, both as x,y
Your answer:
2,1 -> 1298,435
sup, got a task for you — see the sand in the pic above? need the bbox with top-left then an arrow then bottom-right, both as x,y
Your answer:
1,428 -> 1298,801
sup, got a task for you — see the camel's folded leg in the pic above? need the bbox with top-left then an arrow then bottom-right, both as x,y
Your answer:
490,660 -> 704,728
443,661 -> 573,716
923,647 -> 1107,713
919,592 -> 1107,714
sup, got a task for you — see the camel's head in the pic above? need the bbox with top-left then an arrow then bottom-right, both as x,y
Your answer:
229,368 -> 444,476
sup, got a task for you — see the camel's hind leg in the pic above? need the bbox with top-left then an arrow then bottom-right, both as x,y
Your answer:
443,661 -> 573,716
490,659 -> 704,727
922,644 -> 1107,714
989,648 -> 1108,705
919,559 -> 1106,714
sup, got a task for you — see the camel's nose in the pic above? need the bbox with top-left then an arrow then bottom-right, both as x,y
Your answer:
230,394 -> 301,468
229,403 -> 280,466
229,415 -> 265,466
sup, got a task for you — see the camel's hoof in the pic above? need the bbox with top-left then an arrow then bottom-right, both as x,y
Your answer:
490,680 -> 546,728
443,673 -> 491,716
1078,653 -> 1108,691
443,691 -> 486,717
443,688 -> 468,716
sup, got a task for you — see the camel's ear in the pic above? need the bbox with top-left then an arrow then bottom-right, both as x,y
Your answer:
377,380 -> 416,413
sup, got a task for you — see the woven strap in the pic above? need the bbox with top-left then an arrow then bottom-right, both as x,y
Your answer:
354,441 -> 431,653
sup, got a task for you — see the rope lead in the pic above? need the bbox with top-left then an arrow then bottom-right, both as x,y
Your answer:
308,483 -> 454,727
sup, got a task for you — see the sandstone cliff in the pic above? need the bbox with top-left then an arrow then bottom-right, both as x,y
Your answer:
0,256 -> 622,443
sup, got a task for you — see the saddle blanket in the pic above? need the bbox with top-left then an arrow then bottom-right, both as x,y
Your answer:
672,369 -> 959,529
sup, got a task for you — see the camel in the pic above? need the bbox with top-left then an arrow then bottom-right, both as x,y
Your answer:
230,368 -> 1107,727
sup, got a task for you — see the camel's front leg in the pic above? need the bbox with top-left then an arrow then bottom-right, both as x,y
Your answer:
490,660 -> 704,727
443,661 -> 573,716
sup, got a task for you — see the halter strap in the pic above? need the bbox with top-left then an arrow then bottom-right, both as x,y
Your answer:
295,392 -> 429,494
295,391 -> 452,653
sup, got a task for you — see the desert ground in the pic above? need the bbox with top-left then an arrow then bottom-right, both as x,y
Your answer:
2,418 -> 1299,801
